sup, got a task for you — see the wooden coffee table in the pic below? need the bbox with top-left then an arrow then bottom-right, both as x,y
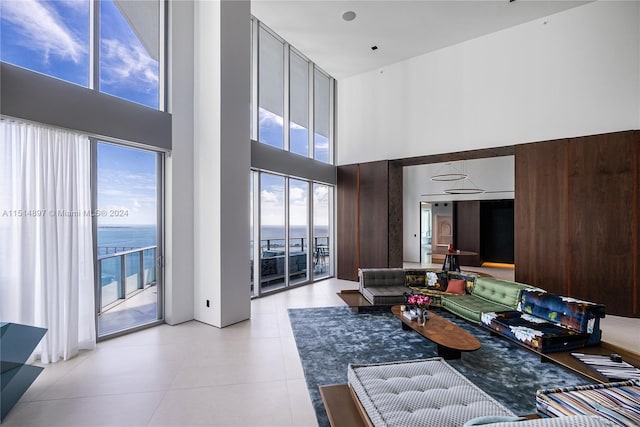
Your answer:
391,305 -> 481,360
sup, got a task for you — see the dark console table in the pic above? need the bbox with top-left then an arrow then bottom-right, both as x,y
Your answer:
1,322 -> 47,421
437,250 -> 478,272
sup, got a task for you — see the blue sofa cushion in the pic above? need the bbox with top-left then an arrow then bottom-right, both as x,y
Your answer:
481,311 -> 590,353
518,289 -> 605,334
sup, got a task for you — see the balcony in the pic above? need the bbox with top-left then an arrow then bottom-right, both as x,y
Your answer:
97,246 -> 159,336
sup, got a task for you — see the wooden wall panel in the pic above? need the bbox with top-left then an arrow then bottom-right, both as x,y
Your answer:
516,130 -> 640,317
635,133 -> 640,317
358,161 -> 389,268
568,132 -> 636,315
337,165 -> 358,281
388,161 -> 403,268
454,201 -> 481,266
515,140 -> 569,295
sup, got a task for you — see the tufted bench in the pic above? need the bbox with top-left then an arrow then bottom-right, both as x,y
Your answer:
347,358 -> 516,426
340,358 -> 617,427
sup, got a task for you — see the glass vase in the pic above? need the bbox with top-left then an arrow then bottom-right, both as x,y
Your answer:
417,308 -> 427,326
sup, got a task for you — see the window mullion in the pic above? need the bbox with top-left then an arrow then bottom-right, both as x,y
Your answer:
329,78 -> 335,165
251,18 -> 259,141
91,0 -> 99,90
283,43 -> 290,152
308,61 -> 314,159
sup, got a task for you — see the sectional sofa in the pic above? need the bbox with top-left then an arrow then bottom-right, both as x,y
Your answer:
481,288 -> 606,353
358,268 -> 606,353
358,267 -> 472,306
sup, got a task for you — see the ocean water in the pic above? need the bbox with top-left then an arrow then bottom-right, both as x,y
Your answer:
256,225 -> 329,251
98,226 -> 157,287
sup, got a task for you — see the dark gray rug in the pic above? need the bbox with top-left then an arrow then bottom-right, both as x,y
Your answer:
288,306 -> 594,427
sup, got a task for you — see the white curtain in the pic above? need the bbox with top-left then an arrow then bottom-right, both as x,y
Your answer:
0,119 -> 96,363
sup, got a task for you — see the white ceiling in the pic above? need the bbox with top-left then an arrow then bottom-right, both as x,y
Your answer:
251,0 -> 589,80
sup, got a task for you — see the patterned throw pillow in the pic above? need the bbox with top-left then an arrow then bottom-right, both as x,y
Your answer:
404,270 -> 426,286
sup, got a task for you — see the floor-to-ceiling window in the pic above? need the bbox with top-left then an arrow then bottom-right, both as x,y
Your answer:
259,172 -> 286,292
251,170 -> 333,295
2,0 -> 168,339
250,17 -> 336,296
313,183 -> 332,279
258,26 -> 284,150
94,141 -> 163,337
289,178 -> 309,285
1,0 -> 164,110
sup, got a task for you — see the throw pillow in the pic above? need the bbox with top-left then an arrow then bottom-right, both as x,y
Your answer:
446,278 -> 466,295
463,416 -> 525,426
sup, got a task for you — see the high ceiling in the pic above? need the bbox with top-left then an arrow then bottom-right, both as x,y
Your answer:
251,0 -> 589,80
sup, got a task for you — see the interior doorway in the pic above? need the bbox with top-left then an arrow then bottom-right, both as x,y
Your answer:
419,202 -> 432,264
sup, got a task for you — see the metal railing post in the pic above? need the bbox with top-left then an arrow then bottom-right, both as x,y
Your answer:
119,254 -> 126,299
139,251 -> 144,289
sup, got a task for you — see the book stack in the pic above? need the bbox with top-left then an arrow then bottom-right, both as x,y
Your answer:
402,309 -> 418,321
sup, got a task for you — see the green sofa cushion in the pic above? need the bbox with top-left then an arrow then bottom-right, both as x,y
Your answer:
442,295 -> 515,323
472,278 -> 532,308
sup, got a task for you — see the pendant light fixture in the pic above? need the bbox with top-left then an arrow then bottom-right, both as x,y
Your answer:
430,161 -> 467,182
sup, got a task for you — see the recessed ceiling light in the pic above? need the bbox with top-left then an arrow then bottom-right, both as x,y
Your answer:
342,11 -> 356,22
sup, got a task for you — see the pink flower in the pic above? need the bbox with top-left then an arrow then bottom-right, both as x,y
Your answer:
407,294 -> 431,309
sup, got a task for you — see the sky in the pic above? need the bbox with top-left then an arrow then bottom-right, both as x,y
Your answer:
97,142 -> 157,226
1,1 -> 329,231
0,0 -> 159,109
1,0 -> 160,226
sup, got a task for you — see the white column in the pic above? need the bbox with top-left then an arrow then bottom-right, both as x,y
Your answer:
194,0 -> 251,327
165,0 -> 195,324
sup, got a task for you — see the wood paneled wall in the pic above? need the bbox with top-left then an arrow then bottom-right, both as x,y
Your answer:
454,201 -> 482,266
515,130 -> 640,317
337,161 -> 403,280
337,165 -> 359,281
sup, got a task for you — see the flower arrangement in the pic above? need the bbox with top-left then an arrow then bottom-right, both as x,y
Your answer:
407,294 -> 431,310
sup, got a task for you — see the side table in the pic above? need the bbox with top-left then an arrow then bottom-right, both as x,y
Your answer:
1,322 -> 47,421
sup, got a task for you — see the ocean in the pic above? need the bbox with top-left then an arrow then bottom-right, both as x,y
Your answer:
98,226 -> 157,287
98,225 -> 329,286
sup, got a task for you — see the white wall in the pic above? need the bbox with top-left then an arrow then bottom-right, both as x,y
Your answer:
403,156 -> 514,262
337,1 -> 640,165
193,0 -> 251,328
164,0 -> 195,324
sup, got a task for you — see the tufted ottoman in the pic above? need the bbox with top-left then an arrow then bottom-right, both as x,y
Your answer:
347,358 -> 515,426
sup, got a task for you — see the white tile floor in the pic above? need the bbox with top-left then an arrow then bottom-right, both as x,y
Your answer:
5,273 -> 639,426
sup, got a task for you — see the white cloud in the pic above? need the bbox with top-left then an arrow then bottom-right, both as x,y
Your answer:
101,38 -> 158,89
260,189 -> 281,206
1,0 -> 86,63
259,108 -> 284,127
57,0 -> 85,11
289,186 -> 306,203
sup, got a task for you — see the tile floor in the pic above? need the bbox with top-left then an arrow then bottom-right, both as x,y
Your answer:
4,272 -> 639,426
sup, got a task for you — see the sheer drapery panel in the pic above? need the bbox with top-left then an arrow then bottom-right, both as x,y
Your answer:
0,119 -> 96,363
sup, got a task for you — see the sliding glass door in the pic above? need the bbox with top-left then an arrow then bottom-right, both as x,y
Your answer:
94,141 -> 163,337
251,170 -> 333,296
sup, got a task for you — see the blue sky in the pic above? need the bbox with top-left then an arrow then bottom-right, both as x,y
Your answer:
1,1 -> 160,226
0,0 -> 158,108
97,143 -> 157,226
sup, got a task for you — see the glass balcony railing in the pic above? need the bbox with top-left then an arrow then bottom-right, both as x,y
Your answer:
250,237 -> 330,292
97,246 -> 157,311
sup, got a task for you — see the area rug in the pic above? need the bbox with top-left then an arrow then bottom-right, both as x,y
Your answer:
288,306 -> 594,427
